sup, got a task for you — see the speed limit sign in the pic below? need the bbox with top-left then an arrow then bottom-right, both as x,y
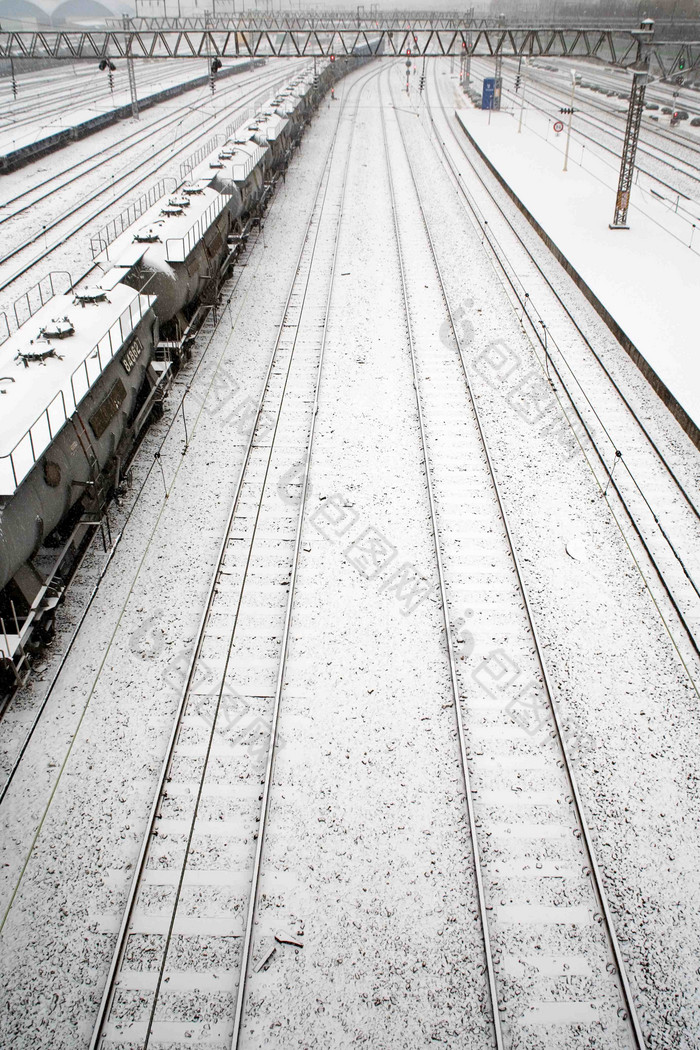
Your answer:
553,120 -> 564,133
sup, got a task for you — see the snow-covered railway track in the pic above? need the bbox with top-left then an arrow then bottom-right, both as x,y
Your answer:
493,58 -> 700,164
0,62 -> 296,300
1,61 -> 195,135
88,69 -> 369,1050
0,61 -> 274,230
485,60 -> 700,195
382,67 -> 646,1049
0,208 -> 275,805
506,80 -> 700,199
425,63 -> 700,678
0,60 -> 209,139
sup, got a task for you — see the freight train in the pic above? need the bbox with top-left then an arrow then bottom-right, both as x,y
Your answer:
0,51 -> 375,695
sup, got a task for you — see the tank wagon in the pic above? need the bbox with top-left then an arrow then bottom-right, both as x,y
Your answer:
0,51 -> 374,695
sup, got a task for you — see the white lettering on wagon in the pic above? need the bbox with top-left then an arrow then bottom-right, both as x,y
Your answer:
121,338 -> 144,376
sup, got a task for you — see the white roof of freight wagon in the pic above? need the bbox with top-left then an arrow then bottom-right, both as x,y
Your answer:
251,113 -> 288,142
0,284 -> 154,497
95,183 -> 228,267
272,93 -> 299,117
197,138 -> 267,183
292,80 -> 312,98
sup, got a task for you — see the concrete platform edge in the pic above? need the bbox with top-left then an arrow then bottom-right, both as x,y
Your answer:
455,109 -> 700,453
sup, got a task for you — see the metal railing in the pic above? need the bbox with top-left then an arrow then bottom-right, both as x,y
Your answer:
90,178 -> 177,259
179,135 -> 222,181
0,313 -> 10,347
219,73 -> 303,147
225,108 -> 255,140
1,294 -> 154,495
165,197 -> 226,263
12,271 -> 73,331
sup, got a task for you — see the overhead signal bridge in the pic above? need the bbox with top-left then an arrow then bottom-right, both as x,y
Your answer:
0,21 -> 697,77
0,16 -> 696,229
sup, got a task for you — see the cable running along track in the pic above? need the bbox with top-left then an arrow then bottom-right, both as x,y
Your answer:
422,62 -> 700,676
0,63 -> 300,296
382,63 -> 646,1048
89,64 -> 377,1050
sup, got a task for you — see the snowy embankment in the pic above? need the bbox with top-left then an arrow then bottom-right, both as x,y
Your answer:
0,57 -> 257,157
455,104 -> 700,440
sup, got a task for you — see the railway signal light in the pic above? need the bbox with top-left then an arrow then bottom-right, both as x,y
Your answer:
330,54 -> 336,62
515,74 -> 521,92
210,56 -> 222,94
420,74 -> 425,93
560,106 -> 575,115
99,58 -> 116,93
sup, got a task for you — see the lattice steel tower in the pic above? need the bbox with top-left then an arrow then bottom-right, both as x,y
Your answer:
610,18 -> 654,229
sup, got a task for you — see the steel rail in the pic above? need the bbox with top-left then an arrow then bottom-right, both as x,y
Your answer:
0,64 -> 297,293
88,64 -> 378,1049
0,58 -> 209,134
484,58 -> 700,171
379,67 -> 505,1050
433,71 -> 700,530
0,61 -> 276,223
423,63 -> 700,663
137,114 -> 343,1048
486,61 -> 700,193
386,65 -> 648,1048
0,198 -> 277,803
229,67 -> 367,1050
445,79 -> 700,603
0,64 -> 312,801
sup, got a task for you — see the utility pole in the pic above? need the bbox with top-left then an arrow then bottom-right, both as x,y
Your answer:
493,11 -> 504,109
518,57 -> 528,133
562,70 -> 576,172
123,14 -> 139,118
460,34 -> 471,94
610,18 -> 654,229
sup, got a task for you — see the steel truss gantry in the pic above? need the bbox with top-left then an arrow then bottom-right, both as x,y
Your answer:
112,11 -> 698,37
0,22 -> 697,77
0,17 -> 687,230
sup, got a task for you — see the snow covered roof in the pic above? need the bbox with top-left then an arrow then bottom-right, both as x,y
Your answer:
190,139 -> 267,185
0,283 -> 154,496
95,183 -> 228,266
251,113 -> 289,143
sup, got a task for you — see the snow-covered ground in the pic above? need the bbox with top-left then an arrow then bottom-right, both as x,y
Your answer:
0,59 -> 301,317
0,58 -> 256,155
1,55 -> 700,1050
452,80 -> 700,433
